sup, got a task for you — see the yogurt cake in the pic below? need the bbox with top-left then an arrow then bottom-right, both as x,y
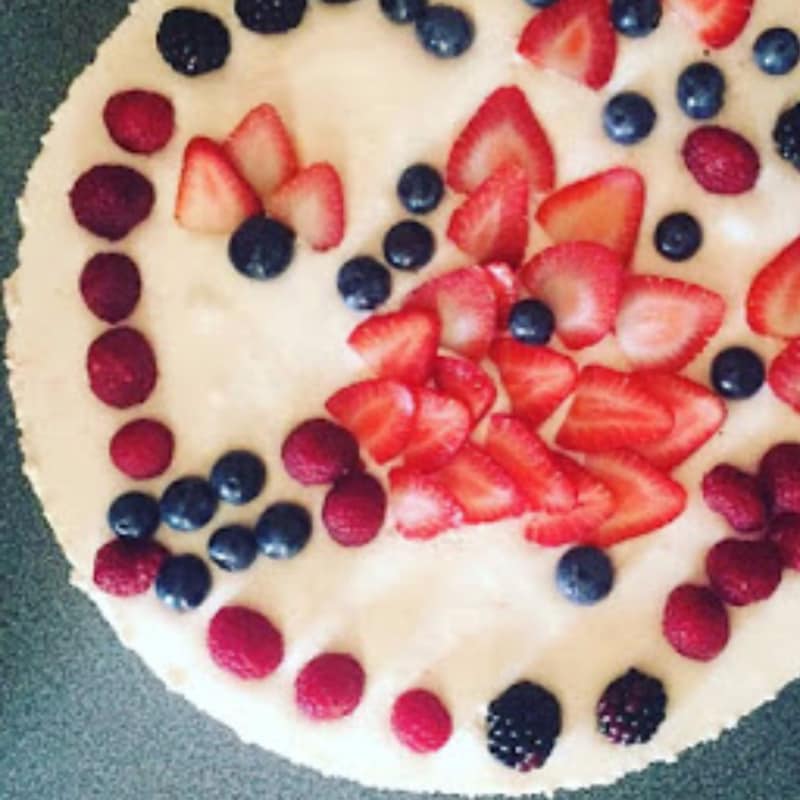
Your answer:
8,0 -> 800,794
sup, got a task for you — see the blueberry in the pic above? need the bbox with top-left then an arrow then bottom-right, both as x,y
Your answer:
208,525 -> 258,571
228,215 -> 295,280
654,212 -> 703,261
107,492 -> 160,540
383,220 -> 435,271
415,5 -> 474,59
380,0 -> 428,23
255,502 -> 312,559
155,554 -> 212,611
556,546 -> 614,605
508,300 -> 555,345
711,347 -> 765,399
337,257 -> 392,310
161,477 -> 219,532
234,0 -> 307,33
754,27 -> 800,75
522,0 -> 558,7
210,450 -> 267,505
610,0 -> 662,37
677,62 -> 725,120
397,164 -> 445,215
773,103 -> 800,170
156,8 -> 231,76
603,92 -> 656,145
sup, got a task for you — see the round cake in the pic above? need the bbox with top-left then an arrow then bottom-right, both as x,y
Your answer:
8,0 -> 800,794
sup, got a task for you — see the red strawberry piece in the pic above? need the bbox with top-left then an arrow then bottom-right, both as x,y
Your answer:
295,652 -> 366,721
525,453 -> 615,546
630,373 -> 726,471
517,0 -> 617,90
583,450 -> 687,546
701,464 -> 766,533
768,514 -> 800,570
520,242 -> 624,349
207,606 -> 284,680
433,442 -> 527,523
322,472 -> 387,547
403,389 -> 471,472
79,252 -> 141,324
175,136 -> 261,235
103,90 -> 175,154
662,584 -> 730,661
388,467 -> 464,540
281,418 -> 359,486
758,442 -> 800,515
70,164 -> 155,242
768,340 -> 800,414
391,689 -> 453,754
615,275 -> 725,372
483,262 -> 521,328
556,365 -> 673,453
347,309 -> 440,385
404,265 -> 498,360
223,103 -> 299,198
535,167 -> 644,264
86,326 -> 158,409
682,126 -> 760,195
432,356 -> 496,424
667,0 -> 753,49
93,538 -> 169,597
706,539 -> 782,606
747,236 -> 800,339
110,418 -> 175,480
485,414 -> 576,512
489,338 -> 577,427
446,85 -> 555,196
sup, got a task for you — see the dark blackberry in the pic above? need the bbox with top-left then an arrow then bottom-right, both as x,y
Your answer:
156,8 -> 231,76
486,681 -> 561,771
597,668 -> 667,745
773,103 -> 800,170
234,0 -> 308,34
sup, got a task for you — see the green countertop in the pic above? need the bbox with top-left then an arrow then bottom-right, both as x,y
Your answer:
2,3 -> 800,798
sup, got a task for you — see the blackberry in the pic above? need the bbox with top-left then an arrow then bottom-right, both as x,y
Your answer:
597,668 -> 667,745
486,682 -> 561,771
234,0 -> 308,34
156,8 -> 231,76
773,103 -> 800,170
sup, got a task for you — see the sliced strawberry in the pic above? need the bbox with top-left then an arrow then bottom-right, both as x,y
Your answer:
615,275 -> 725,372
433,443 -> 527,523
583,450 -> 687,546
175,137 -> 261,234
520,242 -> 624,349
404,265 -> 498,360
432,356 -> 497,423
747,236 -> 800,339
389,467 -> 464,540
483,262 -> 521,328
769,339 -> 800,413
489,338 -> 578,427
556,365 -> 674,453
347,309 -> 439,385
630,373 -> 727,470
447,163 -> 530,266
403,389 -> 471,472
325,379 -> 416,465
446,85 -> 555,196
517,0 -> 617,90
535,167 -> 645,264
667,0 -> 753,49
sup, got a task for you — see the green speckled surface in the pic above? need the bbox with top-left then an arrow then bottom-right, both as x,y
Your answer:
2,2 -> 800,798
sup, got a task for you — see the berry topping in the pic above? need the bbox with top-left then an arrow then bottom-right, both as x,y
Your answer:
555,545 -> 614,605
597,669 -> 667,745
483,262 -> 522,328
682,126 -> 760,195
383,220 -> 436,271
107,491 -> 161,541
381,0 -> 428,24
208,525 -> 258,572
415,5 -> 474,59
323,472 -> 387,547
706,539 -> 783,606
701,464 -> 767,533
391,689 -> 453,753
282,418 -> 359,486
768,514 -> 800,570
228,215 -> 296,280
676,62 -> 726,120
110,419 -> 175,480
103,90 -> 175,154
746,236 -> 800,339
397,164 -> 444,215
86,327 -> 157,409
759,443 -> 800,515
769,340 -> 800,412
773,103 -> 800,171
160,477 -> 218,532
433,356 -> 496,423
255,502 -> 312,559
234,0 -> 307,34
754,27 -> 800,75
610,0 -> 662,36
295,653 -> 366,720
155,554 -> 212,612
710,346 -> 765,399
508,300 -> 555,346
208,606 -> 284,679
403,389 -> 471,472
662,584 -> 730,661
210,450 -> 267,505
337,257 -> 392,311
79,252 -> 141,324
668,0 -> 753,49
603,92 -> 657,145
388,467 -> 464,539
654,212 -> 703,261
156,8 -> 231,76
93,538 -> 169,597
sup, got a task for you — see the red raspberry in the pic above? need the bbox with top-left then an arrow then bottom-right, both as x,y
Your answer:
281,418 -> 360,485
103,90 -> 175,154
759,443 -> 800,515
87,327 -> 158,408
701,464 -> 766,533
93,538 -> 169,597
110,418 -> 174,479
705,538 -> 783,606
662,584 -> 730,661
322,472 -> 386,547
768,513 -> 800,570
682,126 -> 760,195
69,164 -> 155,241
79,253 -> 141,323
207,606 -> 284,680
391,689 -> 453,754
295,653 -> 365,720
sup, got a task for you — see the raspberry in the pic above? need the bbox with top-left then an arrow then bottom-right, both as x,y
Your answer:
110,418 -> 174,479
682,126 -> 760,195
281,418 -> 360,485
92,538 -> 169,597
79,253 -> 141,323
759,442 -> 800,515
701,463 -> 766,533
596,668 -> 667,745
103,90 -> 175,154
391,689 -> 453,754
207,606 -> 284,680
769,513 -> 800,570
322,472 -> 386,547
295,653 -> 365,720
662,584 -> 730,661
86,327 -> 158,409
69,165 -> 155,241
706,538 -> 783,606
